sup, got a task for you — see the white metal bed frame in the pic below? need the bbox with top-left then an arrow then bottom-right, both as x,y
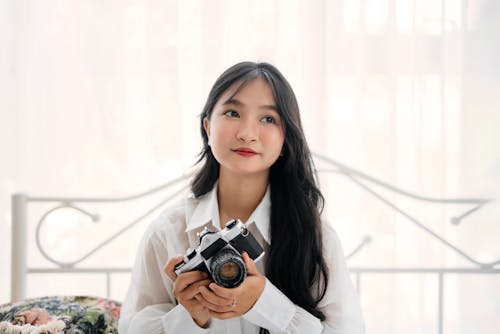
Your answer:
11,154 -> 499,334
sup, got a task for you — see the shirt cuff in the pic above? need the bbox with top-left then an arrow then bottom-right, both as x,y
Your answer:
162,304 -> 211,334
242,278 -> 296,332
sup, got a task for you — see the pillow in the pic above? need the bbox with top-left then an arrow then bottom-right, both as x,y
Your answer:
0,296 -> 121,334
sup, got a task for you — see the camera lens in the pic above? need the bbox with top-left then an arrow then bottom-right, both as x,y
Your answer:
219,262 -> 239,280
210,248 -> 246,288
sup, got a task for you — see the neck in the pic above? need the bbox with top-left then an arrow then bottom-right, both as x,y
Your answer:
217,169 -> 269,225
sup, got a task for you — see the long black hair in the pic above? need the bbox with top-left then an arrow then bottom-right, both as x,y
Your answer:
191,62 -> 329,326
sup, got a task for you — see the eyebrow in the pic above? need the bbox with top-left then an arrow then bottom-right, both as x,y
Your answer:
222,98 -> 278,111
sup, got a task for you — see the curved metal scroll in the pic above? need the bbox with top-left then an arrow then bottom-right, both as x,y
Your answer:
34,173 -> 191,268
313,152 -> 499,268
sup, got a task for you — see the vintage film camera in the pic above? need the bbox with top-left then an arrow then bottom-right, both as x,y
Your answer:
174,219 -> 264,288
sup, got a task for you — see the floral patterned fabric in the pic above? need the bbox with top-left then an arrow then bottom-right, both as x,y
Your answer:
0,296 -> 121,334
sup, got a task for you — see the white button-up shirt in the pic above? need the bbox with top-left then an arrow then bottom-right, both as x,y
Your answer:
119,185 -> 365,334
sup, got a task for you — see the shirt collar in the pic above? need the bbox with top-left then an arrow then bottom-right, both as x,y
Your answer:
246,186 -> 271,244
186,182 -> 271,244
186,181 -> 221,232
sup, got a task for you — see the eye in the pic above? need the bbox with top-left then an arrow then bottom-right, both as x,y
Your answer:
223,110 -> 239,118
260,116 -> 276,124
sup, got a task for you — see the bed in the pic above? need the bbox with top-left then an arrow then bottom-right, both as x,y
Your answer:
4,154 -> 499,334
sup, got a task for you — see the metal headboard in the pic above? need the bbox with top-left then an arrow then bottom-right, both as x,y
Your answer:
11,154 -> 499,333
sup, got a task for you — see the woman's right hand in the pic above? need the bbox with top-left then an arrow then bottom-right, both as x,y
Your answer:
164,255 -> 212,328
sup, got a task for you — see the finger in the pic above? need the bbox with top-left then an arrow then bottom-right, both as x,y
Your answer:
180,279 -> 212,300
209,310 -> 238,320
198,286 -> 233,307
208,282 -> 234,299
242,252 -> 259,275
195,294 -> 235,313
195,294 -> 231,312
183,297 -> 209,315
174,271 -> 209,292
164,255 -> 184,281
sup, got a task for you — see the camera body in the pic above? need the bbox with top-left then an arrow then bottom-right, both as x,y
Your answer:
174,219 -> 264,288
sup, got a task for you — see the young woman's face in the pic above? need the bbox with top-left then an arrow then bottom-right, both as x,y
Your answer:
204,78 -> 285,178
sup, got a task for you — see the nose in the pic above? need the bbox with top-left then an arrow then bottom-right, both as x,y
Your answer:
236,119 -> 258,142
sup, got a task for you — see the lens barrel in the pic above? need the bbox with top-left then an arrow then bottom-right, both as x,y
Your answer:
210,248 -> 247,288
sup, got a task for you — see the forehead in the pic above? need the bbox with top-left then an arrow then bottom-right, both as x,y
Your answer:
217,77 -> 276,106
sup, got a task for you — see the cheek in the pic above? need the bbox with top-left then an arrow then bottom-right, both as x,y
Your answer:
274,129 -> 285,147
267,130 -> 285,154
209,122 -> 234,145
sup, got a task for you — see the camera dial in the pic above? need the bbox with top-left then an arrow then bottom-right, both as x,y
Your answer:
186,249 -> 197,260
225,219 -> 238,229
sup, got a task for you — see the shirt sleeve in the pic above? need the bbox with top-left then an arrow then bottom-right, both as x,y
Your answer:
242,225 -> 365,334
242,278 -> 323,333
118,218 -> 211,334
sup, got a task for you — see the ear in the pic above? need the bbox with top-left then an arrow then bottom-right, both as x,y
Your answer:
203,117 -> 211,139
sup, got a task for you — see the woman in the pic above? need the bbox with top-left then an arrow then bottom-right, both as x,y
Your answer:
119,62 -> 364,333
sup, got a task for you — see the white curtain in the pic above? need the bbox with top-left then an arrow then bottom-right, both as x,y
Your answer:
1,0 -> 499,333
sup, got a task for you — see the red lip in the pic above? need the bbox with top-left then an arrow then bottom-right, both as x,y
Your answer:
232,147 -> 258,156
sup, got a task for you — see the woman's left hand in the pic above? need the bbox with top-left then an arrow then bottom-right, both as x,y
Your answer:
195,251 -> 266,319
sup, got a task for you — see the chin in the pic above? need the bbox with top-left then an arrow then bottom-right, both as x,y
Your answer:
224,165 -> 270,178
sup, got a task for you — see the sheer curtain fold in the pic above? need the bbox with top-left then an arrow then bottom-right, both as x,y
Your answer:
1,0 -> 499,333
